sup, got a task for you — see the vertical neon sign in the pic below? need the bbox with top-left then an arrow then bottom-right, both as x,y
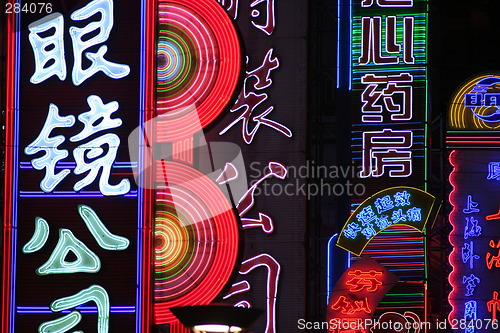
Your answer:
336,0 -> 429,324
2,0 -> 154,332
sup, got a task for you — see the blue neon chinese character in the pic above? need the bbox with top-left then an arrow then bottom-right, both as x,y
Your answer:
487,162 -> 500,180
462,195 -> 480,214
375,215 -> 392,229
464,217 -> 482,239
394,191 -> 411,207
361,222 -> 377,240
391,209 -> 407,224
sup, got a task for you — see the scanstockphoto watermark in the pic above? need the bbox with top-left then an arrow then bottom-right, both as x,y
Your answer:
297,318 -> 433,331
249,161 -> 366,199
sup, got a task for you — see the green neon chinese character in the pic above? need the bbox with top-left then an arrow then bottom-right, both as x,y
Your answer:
39,285 -> 110,333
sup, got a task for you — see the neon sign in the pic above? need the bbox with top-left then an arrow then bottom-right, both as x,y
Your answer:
326,257 -> 398,332
2,0 -> 151,331
337,187 -> 438,256
217,0 -> 276,35
26,95 -> 130,196
152,1 -> 242,331
28,0 -> 130,86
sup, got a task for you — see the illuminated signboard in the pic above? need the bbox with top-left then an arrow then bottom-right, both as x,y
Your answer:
2,0 -> 153,332
337,187 -> 438,256
349,0 -> 428,195
326,256 -> 398,333
448,150 -> 500,327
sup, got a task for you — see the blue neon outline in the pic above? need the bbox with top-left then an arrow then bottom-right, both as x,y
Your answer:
326,233 -> 338,303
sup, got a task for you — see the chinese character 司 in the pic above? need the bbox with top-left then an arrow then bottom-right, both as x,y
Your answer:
358,16 -> 414,65
23,205 -> 129,333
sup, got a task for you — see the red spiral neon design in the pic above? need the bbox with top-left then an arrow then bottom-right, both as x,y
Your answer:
156,0 -> 241,142
154,161 -> 240,324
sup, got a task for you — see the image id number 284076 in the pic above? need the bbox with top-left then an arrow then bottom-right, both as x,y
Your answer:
5,2 -> 53,14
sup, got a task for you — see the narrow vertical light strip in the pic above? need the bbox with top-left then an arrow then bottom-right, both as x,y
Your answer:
337,0 -> 341,88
